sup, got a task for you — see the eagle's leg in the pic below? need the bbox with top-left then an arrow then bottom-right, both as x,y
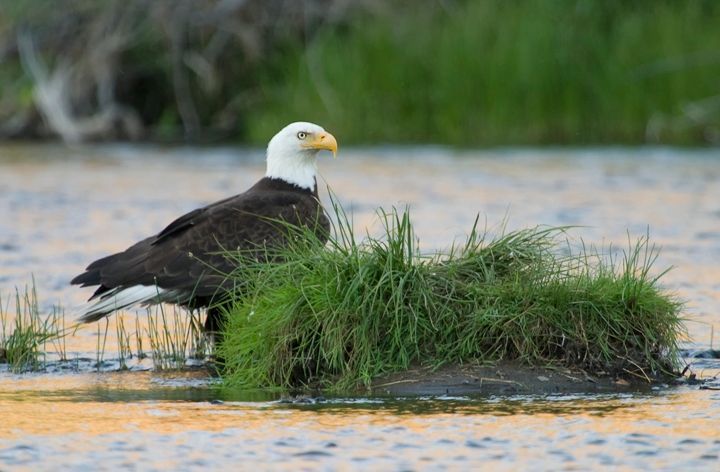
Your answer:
204,304 -> 229,368
204,305 -> 225,335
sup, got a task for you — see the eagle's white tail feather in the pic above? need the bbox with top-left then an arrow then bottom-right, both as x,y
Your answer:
78,285 -> 173,323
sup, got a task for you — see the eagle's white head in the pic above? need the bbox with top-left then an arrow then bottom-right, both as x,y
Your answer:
266,122 -> 338,190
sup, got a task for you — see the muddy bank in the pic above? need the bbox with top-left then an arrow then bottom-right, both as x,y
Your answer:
369,362 -> 673,396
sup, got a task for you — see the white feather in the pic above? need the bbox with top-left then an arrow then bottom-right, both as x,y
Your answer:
265,122 -> 327,190
79,285 -> 173,321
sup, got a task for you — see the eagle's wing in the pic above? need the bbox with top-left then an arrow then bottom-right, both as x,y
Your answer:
71,189 -> 328,321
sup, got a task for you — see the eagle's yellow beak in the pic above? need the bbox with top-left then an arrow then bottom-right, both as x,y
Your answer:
303,132 -> 338,158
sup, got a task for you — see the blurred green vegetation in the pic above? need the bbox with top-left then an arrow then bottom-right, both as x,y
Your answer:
1,0 -> 719,145
254,1 -> 720,145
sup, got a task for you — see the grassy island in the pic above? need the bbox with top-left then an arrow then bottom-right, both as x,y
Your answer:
219,205 -> 684,391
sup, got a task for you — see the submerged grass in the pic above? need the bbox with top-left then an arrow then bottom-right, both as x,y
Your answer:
1,281 -> 209,372
219,203 -> 684,391
97,305 -> 209,371
144,305 -> 208,370
0,283 -> 67,372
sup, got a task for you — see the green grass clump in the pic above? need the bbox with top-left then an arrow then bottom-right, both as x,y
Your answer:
219,204 -> 684,391
0,284 -> 67,372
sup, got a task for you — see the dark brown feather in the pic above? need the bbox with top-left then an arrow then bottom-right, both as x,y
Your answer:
71,177 -> 330,315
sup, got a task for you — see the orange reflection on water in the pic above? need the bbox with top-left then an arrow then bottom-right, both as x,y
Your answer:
2,369 -> 719,468
2,370 -> 718,444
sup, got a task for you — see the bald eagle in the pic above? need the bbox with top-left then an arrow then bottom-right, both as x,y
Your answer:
71,122 -> 337,332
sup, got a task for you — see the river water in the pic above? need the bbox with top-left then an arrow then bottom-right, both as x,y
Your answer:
1,143 -> 719,469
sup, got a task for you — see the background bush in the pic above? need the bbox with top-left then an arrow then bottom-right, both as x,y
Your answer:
1,0 -> 718,145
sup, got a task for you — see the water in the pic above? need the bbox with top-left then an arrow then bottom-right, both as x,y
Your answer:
1,143 -> 719,469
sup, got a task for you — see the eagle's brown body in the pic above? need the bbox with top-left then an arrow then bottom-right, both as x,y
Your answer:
71,177 -> 329,326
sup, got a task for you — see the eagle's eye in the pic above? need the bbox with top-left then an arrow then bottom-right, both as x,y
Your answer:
297,131 -> 308,140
